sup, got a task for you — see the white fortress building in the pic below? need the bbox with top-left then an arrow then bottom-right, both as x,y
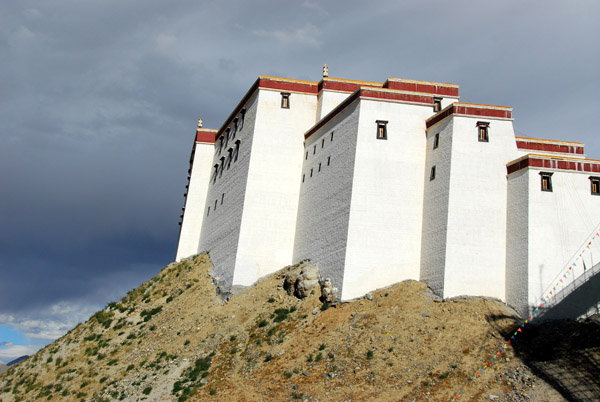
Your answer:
175,67 -> 600,317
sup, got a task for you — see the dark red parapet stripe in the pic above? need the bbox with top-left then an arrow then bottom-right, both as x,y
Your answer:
426,103 -> 512,128
258,78 -> 318,94
507,155 -> 600,174
385,80 -> 459,97
516,140 -> 584,155
196,129 -> 217,144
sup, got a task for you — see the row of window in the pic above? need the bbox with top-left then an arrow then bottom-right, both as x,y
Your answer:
218,109 -> 246,155
431,122 -> 489,150
213,140 -> 241,183
306,131 -> 334,160
541,173 -> 600,194
429,166 -> 600,195
302,155 -> 332,183
206,193 -> 226,217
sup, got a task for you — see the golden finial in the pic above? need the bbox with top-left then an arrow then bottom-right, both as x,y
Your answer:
197,118 -> 203,129
322,64 -> 329,78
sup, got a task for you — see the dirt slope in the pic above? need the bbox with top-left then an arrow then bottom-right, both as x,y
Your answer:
0,254 -> 578,401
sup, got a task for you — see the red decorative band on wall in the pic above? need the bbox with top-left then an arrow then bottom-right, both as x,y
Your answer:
426,103 -> 512,128
385,81 -> 459,97
258,78 -> 318,94
196,130 -> 217,144
305,88 -> 434,140
507,156 -> 600,174
360,89 -> 433,105
516,141 -> 584,155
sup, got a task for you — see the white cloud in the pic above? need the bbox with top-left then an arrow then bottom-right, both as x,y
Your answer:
0,344 -> 41,364
302,1 -> 326,14
0,301 -> 97,342
0,341 -> 13,348
155,33 -> 176,52
252,23 -> 321,47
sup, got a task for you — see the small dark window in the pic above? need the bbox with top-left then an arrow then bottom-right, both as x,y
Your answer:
430,166 -> 436,181
433,98 -> 442,112
313,145 -> 316,154
281,93 -> 290,108
540,172 -> 553,192
227,148 -> 233,169
318,163 -> 321,172
234,140 -> 241,162
302,174 -> 305,183
305,151 -> 308,160
310,168 -> 313,177
214,199 -> 217,210
477,121 -> 489,142
590,177 -> 600,195
376,120 -> 388,140
331,132 -> 334,141
225,128 -> 230,147
322,138 -> 325,148
218,137 -> 224,153
219,157 -> 225,178
207,206 -> 210,216
433,133 -> 440,149
232,118 -> 238,138
327,156 -> 331,166
240,109 -> 245,130
213,164 -> 219,183
221,193 -> 225,205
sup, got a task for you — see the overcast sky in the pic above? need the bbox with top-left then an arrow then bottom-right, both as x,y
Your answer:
1,0 -> 598,363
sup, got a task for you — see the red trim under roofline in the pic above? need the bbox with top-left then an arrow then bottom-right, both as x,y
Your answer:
305,88 -> 434,140
426,104 -> 512,128
507,156 -> 600,174
196,130 -> 217,144
516,140 -> 584,155
384,81 -> 459,97
258,78 -> 318,95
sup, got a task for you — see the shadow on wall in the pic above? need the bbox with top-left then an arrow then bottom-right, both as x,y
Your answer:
488,314 -> 600,401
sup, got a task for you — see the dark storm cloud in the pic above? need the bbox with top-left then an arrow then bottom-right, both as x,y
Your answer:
0,0 -> 598,341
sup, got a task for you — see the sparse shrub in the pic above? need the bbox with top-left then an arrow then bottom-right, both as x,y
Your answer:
306,354 -> 313,363
439,371 -> 450,379
257,319 -> 268,328
283,371 -> 292,378
366,350 -> 374,360
166,296 -> 173,303
107,359 -> 118,366
319,344 -> 326,351
290,306 -> 297,313
264,353 -> 273,362
229,335 -> 236,342
209,389 -> 216,395
328,352 -> 335,360
320,302 -> 330,311
315,352 -> 323,362
142,386 -> 152,395
388,347 -> 394,352
140,306 -> 162,322
184,340 -> 190,346
272,308 -> 290,322
267,297 -> 275,303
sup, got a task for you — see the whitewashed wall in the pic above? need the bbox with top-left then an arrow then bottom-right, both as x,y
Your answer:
506,169 -> 531,315
233,89 -> 318,285
440,116 -> 519,300
198,93 -> 259,289
341,100 -> 431,300
420,119 -> 454,295
175,141 -> 215,261
508,168 -> 600,315
294,102 -> 361,293
317,90 -> 353,121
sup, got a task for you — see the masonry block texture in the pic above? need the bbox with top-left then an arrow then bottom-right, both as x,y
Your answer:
176,74 -> 600,316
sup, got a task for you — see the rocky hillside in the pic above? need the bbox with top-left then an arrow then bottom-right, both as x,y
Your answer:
0,254 -> 592,401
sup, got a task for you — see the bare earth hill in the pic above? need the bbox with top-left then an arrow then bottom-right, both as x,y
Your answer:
0,254 -> 596,401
